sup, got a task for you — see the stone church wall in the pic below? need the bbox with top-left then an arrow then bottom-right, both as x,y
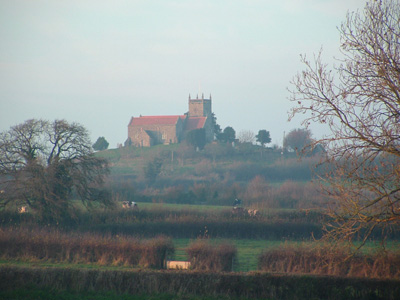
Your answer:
188,99 -> 212,117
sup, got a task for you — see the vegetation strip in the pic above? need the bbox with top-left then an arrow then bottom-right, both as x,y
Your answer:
1,265 -> 400,300
0,228 -> 173,269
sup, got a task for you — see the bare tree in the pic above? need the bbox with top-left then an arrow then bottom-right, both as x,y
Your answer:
237,130 -> 255,144
288,0 -> 400,246
0,119 -> 111,221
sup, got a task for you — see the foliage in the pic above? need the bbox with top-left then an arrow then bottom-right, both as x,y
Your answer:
211,113 -> 222,140
283,128 -> 313,152
0,119 -> 111,221
143,157 -> 163,183
288,0 -> 400,246
93,136 -> 109,151
255,130 -> 271,147
217,126 -> 236,143
185,129 -> 206,150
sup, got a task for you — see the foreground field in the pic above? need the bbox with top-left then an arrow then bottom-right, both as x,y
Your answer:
2,200 -> 399,299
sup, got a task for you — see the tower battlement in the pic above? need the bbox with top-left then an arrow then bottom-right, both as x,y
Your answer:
188,94 -> 212,117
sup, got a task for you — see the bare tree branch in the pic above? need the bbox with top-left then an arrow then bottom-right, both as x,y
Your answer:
289,0 -> 400,246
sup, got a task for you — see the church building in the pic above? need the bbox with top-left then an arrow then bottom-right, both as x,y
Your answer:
126,95 -> 214,147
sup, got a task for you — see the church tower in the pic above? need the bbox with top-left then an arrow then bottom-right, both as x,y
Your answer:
188,93 -> 212,117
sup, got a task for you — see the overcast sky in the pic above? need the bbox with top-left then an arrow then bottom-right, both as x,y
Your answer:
0,0 -> 367,148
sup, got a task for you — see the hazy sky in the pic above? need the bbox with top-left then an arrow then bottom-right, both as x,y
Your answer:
0,0 -> 367,148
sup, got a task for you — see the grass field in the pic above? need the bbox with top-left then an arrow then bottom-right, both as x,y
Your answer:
172,238 -> 286,272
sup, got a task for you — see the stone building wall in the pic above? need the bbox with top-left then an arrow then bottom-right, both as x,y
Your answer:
188,98 -> 212,117
128,118 -> 184,146
128,129 -> 152,147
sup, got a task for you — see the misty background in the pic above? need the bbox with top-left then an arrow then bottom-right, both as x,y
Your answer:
0,0 -> 366,148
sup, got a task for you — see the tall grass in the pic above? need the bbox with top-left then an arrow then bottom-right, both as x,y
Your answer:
258,242 -> 400,279
0,228 -> 173,269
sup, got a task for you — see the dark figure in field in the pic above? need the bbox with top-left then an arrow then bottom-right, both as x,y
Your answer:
233,198 -> 242,208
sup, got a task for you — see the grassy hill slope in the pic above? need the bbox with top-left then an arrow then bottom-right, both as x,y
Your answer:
97,143 -> 325,209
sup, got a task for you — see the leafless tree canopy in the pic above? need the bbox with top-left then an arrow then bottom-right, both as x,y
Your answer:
288,0 -> 400,246
0,119 -> 111,221
237,130 -> 255,144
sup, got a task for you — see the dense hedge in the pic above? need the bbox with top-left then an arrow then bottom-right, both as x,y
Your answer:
258,243 -> 400,279
0,209 -> 325,239
1,265 -> 399,300
86,221 -> 322,239
0,228 -> 173,269
186,240 -> 237,272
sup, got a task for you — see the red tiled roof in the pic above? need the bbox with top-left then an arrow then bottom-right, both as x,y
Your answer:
129,115 -> 185,126
185,117 -> 207,131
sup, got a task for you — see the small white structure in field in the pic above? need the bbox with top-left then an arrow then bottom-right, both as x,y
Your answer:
122,201 -> 138,210
166,260 -> 191,270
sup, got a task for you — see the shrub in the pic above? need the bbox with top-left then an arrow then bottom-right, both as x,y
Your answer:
258,242 -> 400,279
186,239 -> 237,272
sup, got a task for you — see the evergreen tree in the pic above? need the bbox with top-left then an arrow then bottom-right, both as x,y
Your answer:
93,136 -> 109,151
256,130 -> 271,147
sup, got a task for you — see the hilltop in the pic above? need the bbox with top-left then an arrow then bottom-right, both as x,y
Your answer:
97,143 -> 325,209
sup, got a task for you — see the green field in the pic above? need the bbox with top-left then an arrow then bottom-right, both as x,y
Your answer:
172,238 -> 286,272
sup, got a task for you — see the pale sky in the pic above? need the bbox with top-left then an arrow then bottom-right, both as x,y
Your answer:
0,0 -> 367,148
